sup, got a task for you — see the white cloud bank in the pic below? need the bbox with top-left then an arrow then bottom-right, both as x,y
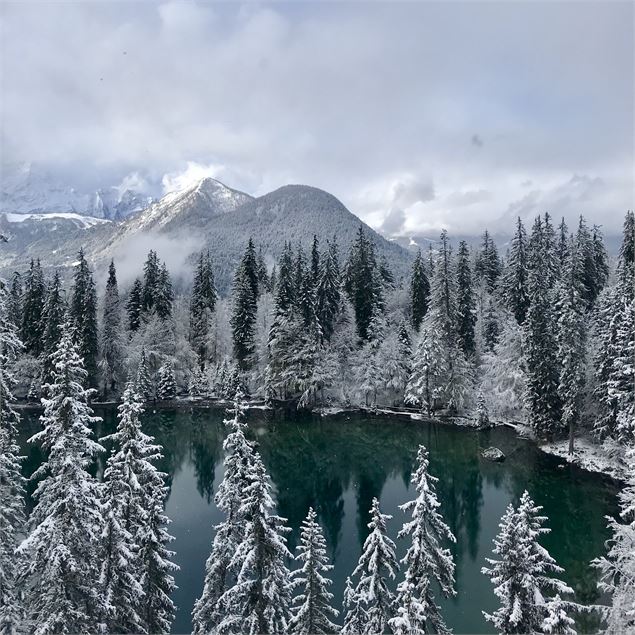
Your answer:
0,1 -> 632,235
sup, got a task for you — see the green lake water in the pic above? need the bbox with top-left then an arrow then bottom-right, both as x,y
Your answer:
17,406 -> 619,634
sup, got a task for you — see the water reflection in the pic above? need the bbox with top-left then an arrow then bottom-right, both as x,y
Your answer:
17,407 -> 618,635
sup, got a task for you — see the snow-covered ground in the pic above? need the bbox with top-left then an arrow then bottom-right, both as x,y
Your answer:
4,212 -> 110,228
539,437 -> 627,482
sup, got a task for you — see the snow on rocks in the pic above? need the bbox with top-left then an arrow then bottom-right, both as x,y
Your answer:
481,447 -> 506,462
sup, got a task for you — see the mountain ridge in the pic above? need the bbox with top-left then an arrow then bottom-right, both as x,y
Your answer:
0,176 -> 413,292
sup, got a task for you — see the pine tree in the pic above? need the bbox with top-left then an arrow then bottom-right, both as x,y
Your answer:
19,325 -> 106,633
390,445 -> 456,635
482,297 -> 501,352
556,218 -> 569,274
476,390 -> 490,427
405,318 -> 447,417
475,229 -> 502,291
217,451 -> 292,634
70,248 -> 99,387
341,576 -> 366,634
594,443 -> 635,634
346,498 -> 399,635
136,444 -> 178,635
524,230 -> 562,437
231,242 -> 259,370
482,491 -> 573,634
315,240 -> 341,342
410,250 -> 430,331
502,217 -> 530,324
100,260 -> 124,396
8,271 -> 22,331
155,263 -> 174,320
592,225 -> 609,294
142,250 -> 161,313
456,240 -> 476,356
190,250 -> 217,368
576,217 -> 606,307
310,235 -> 321,287
127,278 -> 144,332
20,258 -> 46,356
345,226 -> 383,340
616,210 -> 634,300
0,278 -> 25,635
99,384 -> 148,634
543,212 -> 559,287
593,212 -> 635,439
556,238 -> 587,453
41,271 -> 66,380
136,348 -> 153,401
157,361 -> 177,400
257,247 -> 270,292
289,507 -> 339,634
193,392 -> 257,634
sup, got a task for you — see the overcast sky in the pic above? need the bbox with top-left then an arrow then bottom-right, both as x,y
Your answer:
0,1 -> 632,235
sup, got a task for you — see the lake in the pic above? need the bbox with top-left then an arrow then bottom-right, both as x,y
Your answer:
17,406 -> 619,634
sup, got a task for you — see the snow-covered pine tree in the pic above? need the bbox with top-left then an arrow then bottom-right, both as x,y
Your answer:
556,237 -> 587,453
155,263 -> 174,320
542,212 -> 559,288
390,445 -> 456,635
19,324 -> 106,634
135,429 -> 178,634
556,218 -> 570,274
502,217 -> 530,324
192,391 -> 256,634
524,219 -> 562,437
542,595 -> 576,635
289,507 -> 339,634
482,490 -> 573,634
315,239 -> 342,343
592,225 -> 609,295
410,250 -> 430,331
257,246 -> 270,292
100,260 -> 124,397
456,240 -> 476,357
99,383 -> 148,634
405,318 -> 447,417
8,271 -> 22,331
190,250 -> 217,369
475,229 -> 502,292
576,217 -> 604,308
482,297 -> 501,352
20,258 -> 46,356
0,278 -> 25,635
476,390 -> 490,427
136,347 -> 153,401
217,451 -> 293,634
142,250 -> 162,314
41,270 -> 66,380
157,361 -> 177,400
231,240 -> 259,370
127,278 -> 144,332
70,248 -> 99,387
344,226 -> 383,341
594,442 -> 635,633
592,211 -> 635,439
354,311 -> 385,407
347,497 -> 399,634
341,576 -> 366,634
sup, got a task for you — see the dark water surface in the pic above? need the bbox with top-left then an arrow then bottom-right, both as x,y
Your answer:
18,406 -> 619,634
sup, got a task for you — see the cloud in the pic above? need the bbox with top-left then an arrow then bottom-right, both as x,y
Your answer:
161,162 -> 226,195
471,134 -> 484,148
0,1 -> 632,234
381,207 -> 407,236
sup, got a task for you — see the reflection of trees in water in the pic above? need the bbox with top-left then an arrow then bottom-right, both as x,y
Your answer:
188,410 -> 224,504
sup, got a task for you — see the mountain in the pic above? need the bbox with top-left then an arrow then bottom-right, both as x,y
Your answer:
0,177 -> 413,292
0,162 -> 154,220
